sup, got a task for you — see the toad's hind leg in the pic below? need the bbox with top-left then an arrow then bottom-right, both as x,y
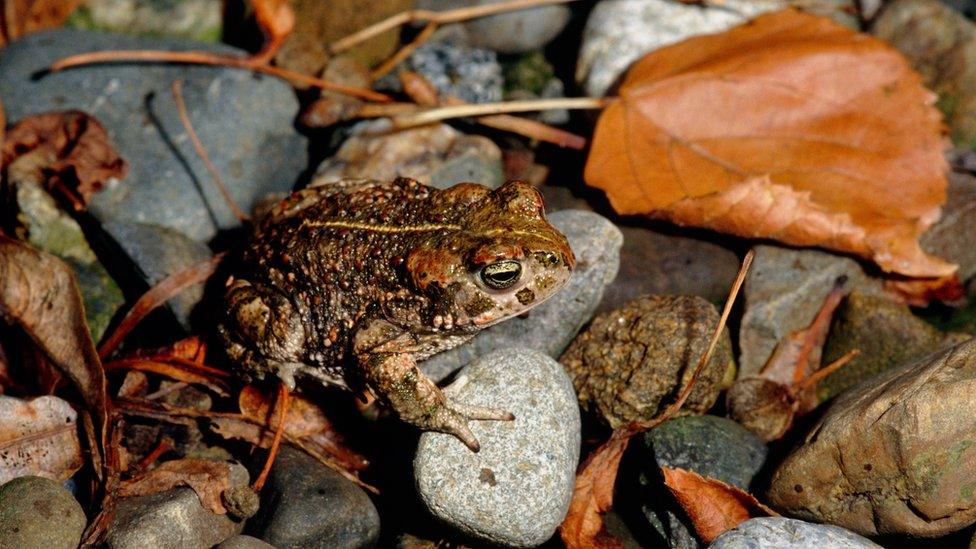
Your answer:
219,278 -> 307,387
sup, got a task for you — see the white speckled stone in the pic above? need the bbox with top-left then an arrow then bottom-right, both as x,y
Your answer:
709,517 -> 881,548
414,348 -> 581,547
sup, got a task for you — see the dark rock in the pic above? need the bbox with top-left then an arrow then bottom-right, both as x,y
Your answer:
0,476 -> 86,549
819,292 -> 969,400
921,166 -> 976,281
417,0 -> 571,54
420,210 -> 621,382
415,348 -> 580,547
105,220 -> 212,328
710,517 -> 881,548
247,446 -> 379,549
561,295 -> 736,428
215,534 -> 276,549
0,29 -> 306,243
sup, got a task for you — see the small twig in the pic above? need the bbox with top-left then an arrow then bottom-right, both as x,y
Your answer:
371,22 -> 438,81
252,382 -> 290,492
98,253 -> 225,359
329,0 -> 580,54
391,97 -> 609,129
171,80 -> 248,223
132,437 -> 173,473
48,50 -> 392,103
796,349 -> 860,391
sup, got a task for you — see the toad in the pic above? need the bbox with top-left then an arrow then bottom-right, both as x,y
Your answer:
219,178 -> 574,451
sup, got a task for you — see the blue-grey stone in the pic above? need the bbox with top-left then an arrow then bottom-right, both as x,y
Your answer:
420,209 -> 622,382
709,517 -> 881,548
415,348 -> 581,547
0,29 -> 306,243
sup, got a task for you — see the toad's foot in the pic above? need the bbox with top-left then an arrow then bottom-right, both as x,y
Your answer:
360,350 -> 513,452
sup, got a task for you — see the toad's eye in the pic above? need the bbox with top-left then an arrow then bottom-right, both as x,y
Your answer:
480,260 -> 522,290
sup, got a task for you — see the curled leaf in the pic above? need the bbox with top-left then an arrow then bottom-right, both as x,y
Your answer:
1,111 -> 127,210
0,395 -> 83,484
585,9 -> 953,278
119,458 -> 233,514
662,467 -> 776,543
560,430 -> 633,549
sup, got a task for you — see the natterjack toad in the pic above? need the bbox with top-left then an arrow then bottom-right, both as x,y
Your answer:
219,178 -> 574,451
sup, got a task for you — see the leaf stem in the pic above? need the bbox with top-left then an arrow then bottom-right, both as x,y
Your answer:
391,97 -> 610,128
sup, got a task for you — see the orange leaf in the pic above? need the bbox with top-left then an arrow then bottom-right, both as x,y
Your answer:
251,0 -> 294,61
585,8 -> 954,279
0,0 -> 80,44
560,430 -> 633,549
661,467 -> 776,543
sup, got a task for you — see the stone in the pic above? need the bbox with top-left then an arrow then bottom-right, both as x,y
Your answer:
7,174 -> 123,341
0,29 -> 306,243
107,487 -> 243,548
312,120 -> 504,191
710,517 -> 881,548
819,292 -> 969,400
634,416 -> 767,548
66,0 -> 222,42
420,209 -> 622,382
561,295 -> 736,428
105,221 -> 212,328
503,51 -> 570,125
576,0 -> 857,97
415,348 -> 580,547
107,463 -> 250,548
0,476 -> 87,549
873,0 -> 976,147
397,40 -> 503,103
417,0 -> 570,54
738,245 -> 886,378
246,446 -> 380,548
215,535 -> 276,549
598,225 -> 740,313
921,165 -> 976,281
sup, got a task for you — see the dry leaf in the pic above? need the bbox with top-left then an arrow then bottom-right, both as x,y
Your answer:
662,467 -> 776,543
560,430 -> 633,549
2,111 -> 127,210
0,0 -> 80,44
585,8 -> 953,279
0,395 -> 83,483
119,458 -> 232,514
0,235 -> 107,435
251,0 -> 295,61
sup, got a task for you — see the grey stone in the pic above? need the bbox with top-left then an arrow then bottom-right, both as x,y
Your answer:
709,517 -> 881,548
921,166 -> 976,281
402,40 -> 503,104
576,0 -> 857,97
738,245 -> 885,378
0,29 -> 306,243
313,121 -> 504,191
66,0 -> 223,42
415,348 -> 581,547
246,446 -> 379,549
0,476 -> 87,549
599,225 -> 740,313
107,487 -> 242,548
104,220 -> 212,328
417,0 -> 571,54
10,177 -> 123,341
637,416 -> 768,548
420,209 -> 622,382
216,534 -> 276,549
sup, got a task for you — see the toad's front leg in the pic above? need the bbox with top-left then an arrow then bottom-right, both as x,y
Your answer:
354,321 -> 513,452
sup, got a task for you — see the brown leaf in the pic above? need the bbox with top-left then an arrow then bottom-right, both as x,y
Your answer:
585,9 -> 954,279
251,0 -> 295,61
0,235 -> 107,439
0,395 -> 83,483
0,0 -> 80,44
119,458 -> 232,514
662,467 -> 776,543
560,430 -> 633,549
